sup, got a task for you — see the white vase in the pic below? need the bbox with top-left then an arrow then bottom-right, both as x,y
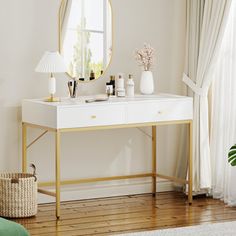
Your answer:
140,71 -> 154,95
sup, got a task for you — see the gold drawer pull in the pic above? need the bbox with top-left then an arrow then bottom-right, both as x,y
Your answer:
91,115 -> 97,119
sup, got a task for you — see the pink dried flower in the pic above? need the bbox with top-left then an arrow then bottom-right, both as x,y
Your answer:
135,43 -> 155,71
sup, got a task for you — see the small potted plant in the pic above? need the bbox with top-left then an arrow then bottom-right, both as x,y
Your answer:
228,144 -> 236,166
135,43 -> 155,95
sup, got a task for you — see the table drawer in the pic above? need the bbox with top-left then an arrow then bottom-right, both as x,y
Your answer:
126,100 -> 193,124
57,105 -> 125,128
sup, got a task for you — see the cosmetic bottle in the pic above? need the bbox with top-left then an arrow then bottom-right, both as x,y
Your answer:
126,74 -> 135,97
110,75 -> 116,95
106,75 -> 115,96
117,74 -> 125,90
117,74 -> 126,97
106,81 -> 113,96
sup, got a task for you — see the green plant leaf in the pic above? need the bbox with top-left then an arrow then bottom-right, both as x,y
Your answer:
228,144 -> 236,166
230,159 -> 236,166
228,150 -> 236,157
230,144 -> 236,149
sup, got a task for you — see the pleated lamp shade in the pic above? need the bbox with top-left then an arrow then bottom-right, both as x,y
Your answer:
35,51 -> 67,73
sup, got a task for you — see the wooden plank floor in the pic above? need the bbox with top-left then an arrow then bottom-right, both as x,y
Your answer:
13,192 -> 236,236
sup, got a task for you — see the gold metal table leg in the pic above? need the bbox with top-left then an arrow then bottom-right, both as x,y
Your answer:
152,126 -> 157,196
22,123 -> 27,173
55,130 -> 61,219
188,121 -> 193,204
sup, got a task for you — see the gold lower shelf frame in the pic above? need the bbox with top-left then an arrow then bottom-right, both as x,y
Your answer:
38,188 -> 56,197
22,120 -> 193,219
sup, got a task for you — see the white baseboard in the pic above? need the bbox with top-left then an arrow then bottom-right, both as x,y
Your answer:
38,179 -> 174,204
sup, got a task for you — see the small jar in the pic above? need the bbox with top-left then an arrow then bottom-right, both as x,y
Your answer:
117,88 -> 126,97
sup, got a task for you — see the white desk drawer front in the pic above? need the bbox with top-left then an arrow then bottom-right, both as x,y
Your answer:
126,100 -> 193,123
57,105 -> 125,128
22,95 -> 193,129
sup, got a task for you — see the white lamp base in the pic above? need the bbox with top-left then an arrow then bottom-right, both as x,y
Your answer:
45,76 -> 60,102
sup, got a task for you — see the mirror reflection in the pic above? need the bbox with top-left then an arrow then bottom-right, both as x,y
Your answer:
59,0 -> 112,81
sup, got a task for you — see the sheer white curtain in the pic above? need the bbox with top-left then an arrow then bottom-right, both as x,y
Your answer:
60,0 -> 72,46
182,0 -> 232,192
211,1 -> 236,205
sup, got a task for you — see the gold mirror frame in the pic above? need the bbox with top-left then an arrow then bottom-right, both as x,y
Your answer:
58,0 -> 113,83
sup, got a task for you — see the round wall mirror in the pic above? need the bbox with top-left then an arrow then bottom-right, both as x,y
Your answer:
59,0 -> 113,82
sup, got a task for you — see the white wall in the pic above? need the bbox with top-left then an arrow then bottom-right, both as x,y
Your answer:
0,0 -> 186,202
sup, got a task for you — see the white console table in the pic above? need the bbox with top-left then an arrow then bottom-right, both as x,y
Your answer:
22,94 -> 193,218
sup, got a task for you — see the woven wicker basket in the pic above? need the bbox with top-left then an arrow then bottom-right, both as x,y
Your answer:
0,166 -> 37,218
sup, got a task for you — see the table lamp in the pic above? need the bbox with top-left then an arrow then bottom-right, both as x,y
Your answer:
35,51 -> 67,102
